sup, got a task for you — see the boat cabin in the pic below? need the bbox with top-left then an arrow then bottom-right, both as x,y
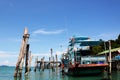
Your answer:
68,36 -> 106,65
81,56 -> 107,64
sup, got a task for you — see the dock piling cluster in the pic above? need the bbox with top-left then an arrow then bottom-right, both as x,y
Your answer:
34,49 -> 60,72
14,28 -> 32,77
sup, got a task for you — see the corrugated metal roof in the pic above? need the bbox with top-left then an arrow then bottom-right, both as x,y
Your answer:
98,47 -> 120,55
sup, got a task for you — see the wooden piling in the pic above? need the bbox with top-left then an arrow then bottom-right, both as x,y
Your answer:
109,41 -> 112,74
41,57 -> 45,71
56,54 -> 58,68
39,62 -> 41,71
34,57 -> 38,72
19,58 -> 24,77
14,28 -> 30,77
25,44 -> 29,74
51,48 -> 53,58
28,51 -> 33,72
48,57 -> 51,69
52,56 -> 55,71
50,48 -> 53,69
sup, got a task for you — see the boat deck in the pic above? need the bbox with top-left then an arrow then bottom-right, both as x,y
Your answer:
77,63 -> 108,67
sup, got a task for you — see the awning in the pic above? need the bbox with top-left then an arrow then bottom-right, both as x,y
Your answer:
80,41 -> 102,46
69,37 -> 90,43
98,47 -> 120,55
69,41 -> 103,46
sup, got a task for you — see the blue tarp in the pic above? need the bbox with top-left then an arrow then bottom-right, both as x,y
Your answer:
115,55 -> 120,60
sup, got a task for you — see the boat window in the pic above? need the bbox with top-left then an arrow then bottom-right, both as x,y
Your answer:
91,61 -> 98,64
83,61 -> 90,64
98,61 -> 104,64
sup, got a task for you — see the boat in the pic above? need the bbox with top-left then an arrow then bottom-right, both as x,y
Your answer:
61,36 -> 109,76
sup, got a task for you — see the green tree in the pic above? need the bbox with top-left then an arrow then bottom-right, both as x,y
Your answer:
91,45 -> 103,55
116,34 -> 120,44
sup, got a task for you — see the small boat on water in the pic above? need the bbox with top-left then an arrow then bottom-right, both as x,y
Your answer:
61,36 -> 109,76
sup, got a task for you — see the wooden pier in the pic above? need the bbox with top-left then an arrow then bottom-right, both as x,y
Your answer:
34,49 -> 61,71
34,56 -> 61,71
34,60 -> 61,71
37,61 -> 61,63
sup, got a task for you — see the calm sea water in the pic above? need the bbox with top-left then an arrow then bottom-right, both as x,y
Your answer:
0,66 -> 120,80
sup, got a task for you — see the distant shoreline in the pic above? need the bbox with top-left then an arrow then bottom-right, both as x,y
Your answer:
0,65 -> 15,67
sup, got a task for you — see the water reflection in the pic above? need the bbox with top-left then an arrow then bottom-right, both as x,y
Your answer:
13,68 -> 120,80
14,77 -> 21,80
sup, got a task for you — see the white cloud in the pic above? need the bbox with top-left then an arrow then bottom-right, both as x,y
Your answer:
56,51 -> 64,56
0,50 -> 18,66
0,50 -> 64,66
4,60 -> 9,64
32,29 -> 65,35
32,53 -> 50,57
31,51 -> 64,62
0,60 -> 16,66
0,51 -> 18,58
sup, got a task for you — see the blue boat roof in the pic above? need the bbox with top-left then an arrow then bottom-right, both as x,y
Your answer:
69,41 -> 102,46
69,36 -> 102,46
69,37 -> 90,43
80,41 -> 102,46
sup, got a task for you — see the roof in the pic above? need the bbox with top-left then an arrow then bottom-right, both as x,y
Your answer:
80,41 -> 102,46
69,37 -> 90,43
98,47 -> 120,55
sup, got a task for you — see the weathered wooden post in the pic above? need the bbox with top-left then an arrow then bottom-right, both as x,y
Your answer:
48,57 -> 51,69
39,62 -> 41,71
19,58 -> 24,77
41,57 -> 45,71
25,44 -> 29,74
56,54 -> 58,68
109,40 -> 112,74
34,56 -> 38,72
55,54 -> 58,73
51,48 -> 53,59
28,51 -> 33,72
14,28 -> 30,77
50,48 -> 53,69
52,56 -> 55,71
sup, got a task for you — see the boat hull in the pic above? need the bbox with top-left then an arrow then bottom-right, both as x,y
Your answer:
65,64 -> 108,76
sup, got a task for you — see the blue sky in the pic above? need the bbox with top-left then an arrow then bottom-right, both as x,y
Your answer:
0,0 -> 120,66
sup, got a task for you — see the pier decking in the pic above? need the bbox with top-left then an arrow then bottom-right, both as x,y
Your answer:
37,61 -> 61,63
